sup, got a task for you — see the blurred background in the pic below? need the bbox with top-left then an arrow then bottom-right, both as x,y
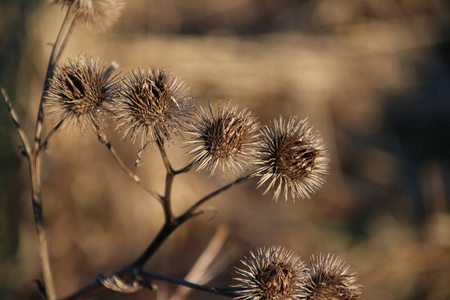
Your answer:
1,0 -> 450,299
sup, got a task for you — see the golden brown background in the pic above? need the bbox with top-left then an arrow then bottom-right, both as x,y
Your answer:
1,0 -> 450,299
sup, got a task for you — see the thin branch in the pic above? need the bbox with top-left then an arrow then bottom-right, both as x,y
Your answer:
162,170 -> 175,223
59,222 -> 180,299
34,6 -> 74,150
173,161 -> 195,175
178,173 -> 254,223
138,270 -> 240,298
131,222 -> 177,269
60,265 -> 241,300
157,140 -> 173,174
54,19 -> 76,63
30,153 -> 57,300
38,120 -> 64,153
133,172 -> 254,268
1,87 -> 31,157
58,171 -> 256,298
97,132 -> 163,203
157,140 -> 176,223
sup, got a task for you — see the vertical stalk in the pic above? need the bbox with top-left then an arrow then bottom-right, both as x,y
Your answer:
157,140 -> 175,224
29,6 -> 75,299
30,152 -> 56,299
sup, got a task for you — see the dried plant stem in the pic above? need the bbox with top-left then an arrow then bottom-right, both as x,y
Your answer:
97,132 -> 163,203
39,120 -> 64,152
1,87 -> 31,156
132,222 -> 177,268
34,7 -> 75,150
174,161 -> 194,175
54,20 -> 76,63
30,152 -> 57,300
2,86 -> 57,299
31,11 -> 76,299
157,140 -> 173,173
3,6 -> 89,299
132,172 -> 253,268
60,265 -> 240,300
137,270 -> 240,298
157,141 -> 175,223
60,170 -> 254,299
180,173 -> 254,220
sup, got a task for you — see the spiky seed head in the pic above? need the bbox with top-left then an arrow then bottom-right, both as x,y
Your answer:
233,246 -> 310,300
186,101 -> 260,176
50,0 -> 125,32
306,254 -> 363,300
255,116 -> 329,202
45,54 -> 120,132
114,67 -> 194,147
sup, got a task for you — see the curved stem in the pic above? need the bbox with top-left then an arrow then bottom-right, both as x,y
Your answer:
34,6 -> 73,150
178,173 -> 254,222
173,161 -> 194,175
97,132 -> 163,203
54,19 -> 76,63
38,120 -> 63,153
138,270 -> 240,298
1,87 -> 31,156
157,140 -> 176,223
60,265 -> 240,300
131,222 -> 177,269
59,171 -> 256,299
30,152 -> 56,300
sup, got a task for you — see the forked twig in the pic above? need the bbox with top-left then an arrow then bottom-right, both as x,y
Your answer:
1,86 -> 57,299
39,120 -> 64,153
1,87 -> 31,156
60,168 -> 255,299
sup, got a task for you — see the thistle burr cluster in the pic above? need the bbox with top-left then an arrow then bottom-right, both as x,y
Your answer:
234,247 -> 363,300
1,0 -> 367,299
45,54 -> 329,202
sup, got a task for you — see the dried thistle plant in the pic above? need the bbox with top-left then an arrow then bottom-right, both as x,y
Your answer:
186,101 -> 260,176
0,1 -> 365,299
233,246 -> 310,300
114,67 -> 194,148
255,116 -> 330,202
306,254 -> 363,300
50,0 -> 125,32
45,54 -> 120,132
